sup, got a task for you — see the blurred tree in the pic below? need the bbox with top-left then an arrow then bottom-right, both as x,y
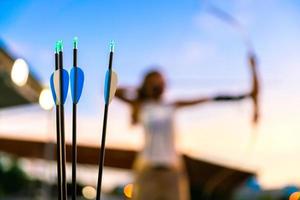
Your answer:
2,159 -> 29,194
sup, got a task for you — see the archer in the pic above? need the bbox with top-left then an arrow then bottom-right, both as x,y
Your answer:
115,54 -> 260,200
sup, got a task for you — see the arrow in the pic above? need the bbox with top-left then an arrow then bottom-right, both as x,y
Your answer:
50,41 -> 63,200
70,37 -> 85,200
96,41 -> 118,200
57,40 -> 68,200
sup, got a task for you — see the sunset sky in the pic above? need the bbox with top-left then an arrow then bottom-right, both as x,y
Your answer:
0,0 -> 300,189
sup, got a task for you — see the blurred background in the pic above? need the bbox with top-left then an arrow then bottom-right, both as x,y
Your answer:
0,0 -> 299,199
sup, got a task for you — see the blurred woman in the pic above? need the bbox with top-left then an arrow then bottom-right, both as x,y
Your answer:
115,56 -> 259,200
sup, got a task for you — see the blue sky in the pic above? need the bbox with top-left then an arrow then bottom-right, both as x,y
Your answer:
1,0 -> 252,110
1,0 -> 300,188
0,0 -> 208,114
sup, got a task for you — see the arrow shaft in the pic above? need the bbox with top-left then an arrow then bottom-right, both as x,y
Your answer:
73,48 -> 77,67
72,44 -> 78,200
96,48 -> 114,200
56,106 -> 62,200
72,103 -> 77,200
59,50 -> 68,200
96,103 -> 109,200
108,51 -> 113,70
59,104 -> 67,200
55,52 -> 63,200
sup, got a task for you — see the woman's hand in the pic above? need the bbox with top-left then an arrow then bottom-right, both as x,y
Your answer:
115,87 -> 135,105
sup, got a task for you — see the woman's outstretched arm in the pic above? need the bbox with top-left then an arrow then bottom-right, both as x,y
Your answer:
174,93 -> 250,109
115,87 -> 135,105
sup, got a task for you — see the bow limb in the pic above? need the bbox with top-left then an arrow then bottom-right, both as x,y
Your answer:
248,52 -> 260,126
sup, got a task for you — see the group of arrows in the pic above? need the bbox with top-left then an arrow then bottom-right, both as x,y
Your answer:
50,38 -> 118,200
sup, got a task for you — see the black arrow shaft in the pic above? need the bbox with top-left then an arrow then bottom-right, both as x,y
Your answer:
96,50 -> 114,200
55,52 -> 63,200
72,47 -> 78,200
59,50 -> 68,200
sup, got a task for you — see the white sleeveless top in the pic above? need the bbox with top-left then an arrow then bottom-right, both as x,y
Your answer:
139,101 -> 179,166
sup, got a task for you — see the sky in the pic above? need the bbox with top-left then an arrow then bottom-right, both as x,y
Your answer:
0,0 -> 300,189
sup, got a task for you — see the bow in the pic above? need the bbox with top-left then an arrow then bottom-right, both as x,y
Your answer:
205,3 -> 261,127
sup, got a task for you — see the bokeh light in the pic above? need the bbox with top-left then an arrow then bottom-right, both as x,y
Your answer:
39,88 -> 54,110
124,183 -> 133,199
82,186 -> 96,199
11,58 -> 29,87
289,192 -> 300,200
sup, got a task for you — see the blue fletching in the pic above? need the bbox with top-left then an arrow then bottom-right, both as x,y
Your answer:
70,67 -> 84,104
104,70 -> 110,103
52,69 -> 69,105
104,70 -> 118,104
50,73 -> 57,104
61,69 -> 69,104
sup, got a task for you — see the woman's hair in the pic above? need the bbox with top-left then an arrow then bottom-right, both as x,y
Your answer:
131,70 -> 162,124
